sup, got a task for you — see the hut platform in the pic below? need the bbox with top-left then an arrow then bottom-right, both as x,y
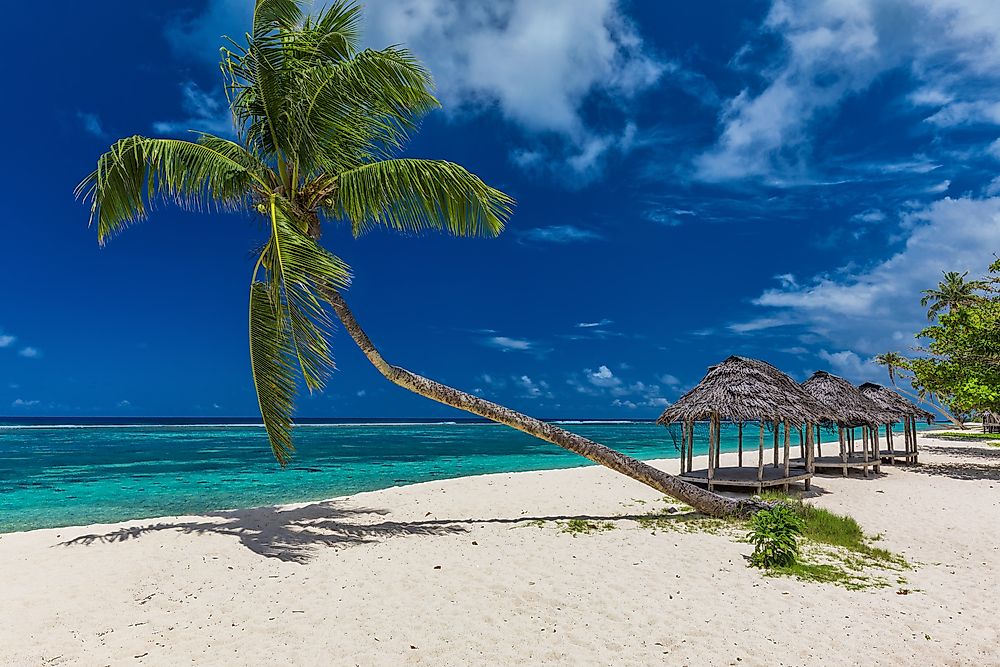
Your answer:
679,466 -> 812,492
878,449 -> 918,464
796,454 -> 880,477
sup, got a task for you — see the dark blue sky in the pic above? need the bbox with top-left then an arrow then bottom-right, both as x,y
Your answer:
3,0 -> 1000,418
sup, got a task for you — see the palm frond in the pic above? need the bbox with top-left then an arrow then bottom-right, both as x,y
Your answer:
249,279 -> 297,465
335,159 -> 513,237
261,197 -> 351,391
76,136 -> 268,244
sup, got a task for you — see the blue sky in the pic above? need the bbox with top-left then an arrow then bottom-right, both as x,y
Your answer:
3,0 -> 1000,418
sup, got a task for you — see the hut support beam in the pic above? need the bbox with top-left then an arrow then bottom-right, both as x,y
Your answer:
773,423 -> 779,468
757,421 -> 765,485
783,420 -> 791,492
738,422 -> 743,467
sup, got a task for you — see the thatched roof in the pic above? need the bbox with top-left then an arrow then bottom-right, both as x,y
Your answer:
657,356 -> 828,425
801,371 -> 894,427
858,383 -> 935,423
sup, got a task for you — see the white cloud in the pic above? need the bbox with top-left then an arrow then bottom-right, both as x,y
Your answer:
816,350 -> 883,383
486,336 -> 534,352
851,209 -> 886,224
576,319 -> 614,328
746,195 -> 1000,355
11,399 -> 40,408
18,347 -> 40,359
0,334 -> 15,348
516,375 -> 552,399
518,226 -> 602,243
586,365 -> 622,389
77,112 -> 105,138
164,0 -> 664,179
117,400 -> 131,408
153,81 -> 232,136
696,0 -> 1000,183
659,374 -> 681,387
356,390 -> 366,398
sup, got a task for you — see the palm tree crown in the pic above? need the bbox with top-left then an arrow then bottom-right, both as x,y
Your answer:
919,271 -> 985,320
77,0 -> 514,463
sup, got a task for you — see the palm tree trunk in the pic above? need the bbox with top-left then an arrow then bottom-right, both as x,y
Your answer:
322,289 -> 763,519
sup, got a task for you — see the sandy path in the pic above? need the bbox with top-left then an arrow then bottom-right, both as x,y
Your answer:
1,433 -> 998,666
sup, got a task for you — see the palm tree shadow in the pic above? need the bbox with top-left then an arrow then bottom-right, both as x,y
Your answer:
58,501 -> 470,564
57,502 -> 699,563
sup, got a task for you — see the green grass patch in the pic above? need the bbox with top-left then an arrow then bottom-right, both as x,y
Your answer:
752,492 -> 911,589
558,519 -> 617,536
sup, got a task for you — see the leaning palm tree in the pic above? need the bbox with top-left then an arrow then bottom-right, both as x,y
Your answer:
77,0 -> 757,517
873,351 -> 961,426
920,271 -> 985,320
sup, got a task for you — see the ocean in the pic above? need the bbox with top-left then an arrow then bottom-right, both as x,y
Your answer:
0,418 -> 932,533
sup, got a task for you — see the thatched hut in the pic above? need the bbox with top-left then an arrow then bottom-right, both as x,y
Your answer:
657,356 -> 826,492
858,383 -> 934,464
800,371 -> 894,477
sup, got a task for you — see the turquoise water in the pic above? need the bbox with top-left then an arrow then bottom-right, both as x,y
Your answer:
0,419 -> 933,533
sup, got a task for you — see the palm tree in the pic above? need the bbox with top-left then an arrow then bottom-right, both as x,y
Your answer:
874,351 -> 962,427
920,271 -> 985,320
77,1 -> 756,518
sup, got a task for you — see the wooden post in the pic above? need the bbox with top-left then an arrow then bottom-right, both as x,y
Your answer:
783,419 -> 791,478
816,425 -> 823,457
804,422 -> 813,490
715,420 -> 722,469
757,420 -> 765,483
707,416 -> 716,491
687,421 -> 694,471
798,426 -> 805,459
679,422 -> 687,475
911,417 -> 919,463
838,426 -> 847,475
773,422 -> 779,468
886,423 -> 894,463
862,425 -> 869,478
738,422 -> 743,468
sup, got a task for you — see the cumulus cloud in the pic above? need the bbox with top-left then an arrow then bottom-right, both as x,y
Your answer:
744,195 -> 1000,356
18,347 -> 40,359
515,375 -> 552,399
11,399 -> 40,407
696,0 -> 1000,183
0,334 -> 15,348
816,350 -> 883,382
163,0 -> 664,180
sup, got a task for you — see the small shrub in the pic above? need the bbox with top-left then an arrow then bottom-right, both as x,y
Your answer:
747,503 -> 804,568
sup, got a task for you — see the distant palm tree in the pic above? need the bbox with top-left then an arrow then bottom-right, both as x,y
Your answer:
920,271 -> 985,320
873,352 -> 908,385
78,1 -> 750,517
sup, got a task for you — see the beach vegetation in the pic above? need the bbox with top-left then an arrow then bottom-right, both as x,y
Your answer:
77,0 -> 752,519
746,503 -> 803,568
559,519 -> 617,536
876,257 -> 1000,424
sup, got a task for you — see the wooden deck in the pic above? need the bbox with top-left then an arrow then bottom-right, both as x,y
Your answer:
802,454 -> 881,477
680,466 -> 812,492
878,449 -> 918,464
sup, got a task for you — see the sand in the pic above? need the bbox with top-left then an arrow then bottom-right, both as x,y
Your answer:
2,432 -> 999,666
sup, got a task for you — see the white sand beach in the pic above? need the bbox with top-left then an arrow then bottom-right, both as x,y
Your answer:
2,432 -> 999,666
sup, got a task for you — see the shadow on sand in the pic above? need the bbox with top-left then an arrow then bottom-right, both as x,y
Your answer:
57,500 -> 683,563
910,443 -> 1000,481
